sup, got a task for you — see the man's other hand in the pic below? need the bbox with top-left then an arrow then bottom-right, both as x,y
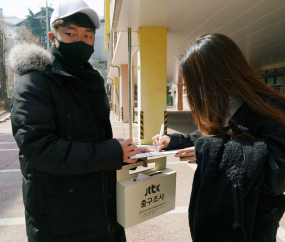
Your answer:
136,147 -> 150,167
119,138 -> 137,163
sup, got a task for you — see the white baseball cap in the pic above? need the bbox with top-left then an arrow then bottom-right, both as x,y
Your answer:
50,0 -> 100,29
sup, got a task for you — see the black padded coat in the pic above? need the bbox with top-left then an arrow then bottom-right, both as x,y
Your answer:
167,99 -> 285,241
10,44 -> 125,242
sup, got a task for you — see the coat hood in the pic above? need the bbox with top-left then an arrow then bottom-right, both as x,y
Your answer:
8,43 -> 53,76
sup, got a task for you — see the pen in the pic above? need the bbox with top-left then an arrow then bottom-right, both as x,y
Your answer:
157,123 -> 164,152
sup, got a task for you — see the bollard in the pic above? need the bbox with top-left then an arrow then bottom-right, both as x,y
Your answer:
164,111 -> 167,135
140,111 -> 144,139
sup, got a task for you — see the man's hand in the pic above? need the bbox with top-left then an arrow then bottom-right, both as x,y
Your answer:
136,147 -> 151,167
119,139 -> 137,163
175,147 -> 196,163
152,134 -> 170,150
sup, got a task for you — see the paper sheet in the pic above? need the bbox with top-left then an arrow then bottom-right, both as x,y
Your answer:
130,149 -> 180,160
135,173 -> 150,181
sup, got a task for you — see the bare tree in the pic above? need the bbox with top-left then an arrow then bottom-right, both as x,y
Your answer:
15,27 -> 41,45
97,67 -> 107,85
0,18 -> 43,110
90,59 -> 108,86
0,17 -> 7,98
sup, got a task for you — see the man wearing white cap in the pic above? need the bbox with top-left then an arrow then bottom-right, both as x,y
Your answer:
9,0 -> 148,241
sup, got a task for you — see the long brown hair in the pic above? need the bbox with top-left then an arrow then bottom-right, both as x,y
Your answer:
179,33 -> 285,138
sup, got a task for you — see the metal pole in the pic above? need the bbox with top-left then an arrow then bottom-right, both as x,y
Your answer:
107,78 -> 115,115
46,0 -> 50,50
128,28 -> 133,139
111,65 -> 121,121
117,65 -> 120,121
110,31 -> 120,121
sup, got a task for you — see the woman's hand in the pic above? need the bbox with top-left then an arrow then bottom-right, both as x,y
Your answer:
152,134 -> 170,150
175,147 -> 196,163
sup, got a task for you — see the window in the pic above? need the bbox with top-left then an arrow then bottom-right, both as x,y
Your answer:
275,76 -> 284,85
266,77 -> 274,85
260,67 -> 284,94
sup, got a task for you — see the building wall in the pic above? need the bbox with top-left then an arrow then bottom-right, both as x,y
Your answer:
92,21 -> 107,61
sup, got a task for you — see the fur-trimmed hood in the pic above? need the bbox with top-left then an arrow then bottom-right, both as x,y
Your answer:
8,43 -> 53,76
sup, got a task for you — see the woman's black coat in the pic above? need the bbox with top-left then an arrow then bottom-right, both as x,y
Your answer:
10,44 -> 125,242
167,99 -> 285,241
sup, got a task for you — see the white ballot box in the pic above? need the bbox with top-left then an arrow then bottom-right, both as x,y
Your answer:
116,157 -> 176,228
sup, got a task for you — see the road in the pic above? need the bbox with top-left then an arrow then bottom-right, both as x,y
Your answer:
0,111 -> 285,241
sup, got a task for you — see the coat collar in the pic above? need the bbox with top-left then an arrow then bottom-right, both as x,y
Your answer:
8,43 -> 75,86
44,58 -> 73,86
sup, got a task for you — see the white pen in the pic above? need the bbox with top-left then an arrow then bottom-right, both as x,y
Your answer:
157,123 -> 165,152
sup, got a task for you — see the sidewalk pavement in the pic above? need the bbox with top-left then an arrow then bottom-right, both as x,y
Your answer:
0,111 -> 285,241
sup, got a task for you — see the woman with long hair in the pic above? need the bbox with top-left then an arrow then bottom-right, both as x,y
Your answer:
153,33 -> 285,241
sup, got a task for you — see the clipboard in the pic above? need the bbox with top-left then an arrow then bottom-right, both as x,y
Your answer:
130,149 -> 180,160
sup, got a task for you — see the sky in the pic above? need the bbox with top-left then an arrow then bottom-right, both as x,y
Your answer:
1,0 -> 104,19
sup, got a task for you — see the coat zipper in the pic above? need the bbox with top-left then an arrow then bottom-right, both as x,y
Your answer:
56,70 -> 100,143
232,184 -> 240,229
232,147 -> 246,229
231,147 -> 247,240
74,76 -> 111,233
63,71 -> 111,233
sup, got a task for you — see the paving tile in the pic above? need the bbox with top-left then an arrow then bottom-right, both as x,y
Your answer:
0,225 -> 27,242
0,151 -> 19,170
0,134 -> 15,143
167,163 -> 194,207
0,144 -> 18,149
3,160 -> 20,170
277,237 -> 283,242
0,172 -> 24,218
0,120 -> 13,135
126,213 -> 192,242
280,215 -> 285,229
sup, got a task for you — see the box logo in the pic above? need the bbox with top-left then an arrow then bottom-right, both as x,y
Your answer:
145,184 -> 160,196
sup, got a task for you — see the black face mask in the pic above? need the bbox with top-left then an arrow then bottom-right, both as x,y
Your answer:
54,36 -> 94,66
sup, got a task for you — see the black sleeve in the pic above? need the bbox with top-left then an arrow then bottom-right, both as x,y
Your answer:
11,72 -> 123,175
257,116 -> 285,196
165,130 -> 201,150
